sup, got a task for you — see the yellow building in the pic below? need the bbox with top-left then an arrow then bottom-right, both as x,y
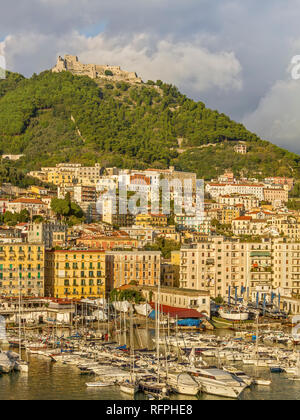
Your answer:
221,207 -> 241,224
135,213 -> 168,227
171,250 -> 180,266
47,171 -> 75,186
0,244 -> 45,297
45,249 -> 106,299
29,185 -> 49,197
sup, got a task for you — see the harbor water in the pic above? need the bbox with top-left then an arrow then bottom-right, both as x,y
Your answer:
1,347 -> 300,400
1,327 -> 300,400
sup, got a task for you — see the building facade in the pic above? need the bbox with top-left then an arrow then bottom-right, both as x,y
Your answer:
0,243 -> 45,297
105,251 -> 161,291
45,249 -> 106,299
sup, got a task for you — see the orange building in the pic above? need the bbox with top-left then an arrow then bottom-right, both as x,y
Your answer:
105,251 -> 161,291
76,232 -> 138,250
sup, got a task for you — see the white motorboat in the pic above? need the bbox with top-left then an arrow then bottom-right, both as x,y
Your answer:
167,373 -> 199,396
86,381 -> 115,387
0,352 -> 15,373
119,381 -> 139,396
139,379 -> 169,398
189,367 -> 247,399
252,315 -> 272,387
253,378 -> 271,386
223,367 -> 253,386
15,360 -> 29,373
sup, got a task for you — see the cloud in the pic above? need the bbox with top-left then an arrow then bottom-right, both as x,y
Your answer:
243,76 -> 300,153
1,0 -> 300,152
1,31 -> 243,94
78,34 -> 243,92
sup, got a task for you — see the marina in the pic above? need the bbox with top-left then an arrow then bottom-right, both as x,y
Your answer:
1,320 -> 300,400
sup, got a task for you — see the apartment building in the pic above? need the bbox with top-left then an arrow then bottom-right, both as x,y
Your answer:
145,166 -> 197,192
175,214 -> 211,234
217,194 -> 259,211
272,238 -> 300,296
47,170 -> 76,186
180,237 -> 275,299
135,213 -> 168,227
75,232 -> 138,250
0,243 -> 45,297
206,183 -> 265,201
73,185 -> 97,204
180,234 -> 300,302
45,249 -> 106,299
7,198 -> 48,216
264,177 -> 294,191
220,207 -> 242,225
99,197 -> 135,227
105,251 -> 161,291
270,216 -> 300,240
0,198 -> 9,214
28,222 -> 67,249
234,144 -> 247,154
30,163 -> 102,186
119,226 -> 156,246
263,187 -> 289,207
232,216 -> 267,236
160,251 -> 180,288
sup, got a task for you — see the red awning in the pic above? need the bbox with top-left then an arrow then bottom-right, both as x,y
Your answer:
149,302 -> 205,319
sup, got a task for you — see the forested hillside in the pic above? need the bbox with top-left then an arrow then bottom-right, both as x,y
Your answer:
0,69 -> 299,183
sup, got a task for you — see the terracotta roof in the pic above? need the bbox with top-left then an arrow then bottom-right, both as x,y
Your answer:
234,216 -> 252,221
11,198 -> 45,205
50,249 -> 105,253
208,183 -> 264,187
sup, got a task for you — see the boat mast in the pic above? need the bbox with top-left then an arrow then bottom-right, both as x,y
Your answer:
18,271 -> 22,359
256,314 -> 259,375
123,298 -> 126,346
130,305 -> 134,382
157,278 -> 161,383
107,296 -> 110,341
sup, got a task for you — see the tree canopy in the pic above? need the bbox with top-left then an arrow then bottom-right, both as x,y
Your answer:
0,70 -> 299,183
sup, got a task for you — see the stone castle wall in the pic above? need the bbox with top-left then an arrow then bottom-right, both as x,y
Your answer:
52,55 -> 142,84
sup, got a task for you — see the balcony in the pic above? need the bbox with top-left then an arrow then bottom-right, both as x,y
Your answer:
251,265 -> 273,273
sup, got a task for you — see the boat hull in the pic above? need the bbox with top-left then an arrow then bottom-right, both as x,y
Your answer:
219,309 -> 249,321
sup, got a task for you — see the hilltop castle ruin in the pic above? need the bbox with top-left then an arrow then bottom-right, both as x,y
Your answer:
52,55 -> 142,84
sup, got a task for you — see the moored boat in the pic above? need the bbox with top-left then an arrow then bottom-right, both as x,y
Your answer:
189,367 -> 247,399
219,308 -> 249,321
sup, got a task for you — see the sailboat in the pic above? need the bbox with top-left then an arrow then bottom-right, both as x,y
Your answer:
139,282 -> 169,399
253,315 -> 271,386
119,306 -> 138,396
15,276 -> 29,373
287,351 -> 300,381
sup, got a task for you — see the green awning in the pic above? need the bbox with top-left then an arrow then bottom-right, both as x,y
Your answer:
250,251 -> 271,257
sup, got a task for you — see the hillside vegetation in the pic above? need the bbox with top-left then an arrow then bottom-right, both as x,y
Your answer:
0,69 -> 299,183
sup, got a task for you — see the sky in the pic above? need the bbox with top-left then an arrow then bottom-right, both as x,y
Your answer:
1,0 -> 300,153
